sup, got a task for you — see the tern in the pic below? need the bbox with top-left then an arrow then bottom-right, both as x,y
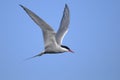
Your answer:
20,4 -> 73,59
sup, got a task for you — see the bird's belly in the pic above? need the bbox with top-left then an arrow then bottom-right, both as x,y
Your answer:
45,47 -> 66,53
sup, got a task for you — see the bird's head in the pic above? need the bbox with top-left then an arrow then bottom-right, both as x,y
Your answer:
61,45 -> 74,53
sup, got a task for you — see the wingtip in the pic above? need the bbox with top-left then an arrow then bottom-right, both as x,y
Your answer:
65,4 -> 68,8
65,4 -> 67,6
19,4 -> 23,7
64,4 -> 69,15
64,4 -> 69,11
19,4 -> 26,10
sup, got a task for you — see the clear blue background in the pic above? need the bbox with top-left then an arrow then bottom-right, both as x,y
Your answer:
0,0 -> 120,80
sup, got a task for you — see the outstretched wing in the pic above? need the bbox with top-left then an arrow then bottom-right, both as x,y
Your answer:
20,5 -> 58,48
55,4 -> 70,45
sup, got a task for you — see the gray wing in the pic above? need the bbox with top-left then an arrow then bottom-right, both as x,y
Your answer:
20,5 -> 58,48
55,4 -> 70,45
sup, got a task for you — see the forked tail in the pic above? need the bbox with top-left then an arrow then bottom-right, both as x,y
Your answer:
24,52 -> 44,61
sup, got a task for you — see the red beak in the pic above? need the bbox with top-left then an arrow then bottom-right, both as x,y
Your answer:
69,50 -> 74,53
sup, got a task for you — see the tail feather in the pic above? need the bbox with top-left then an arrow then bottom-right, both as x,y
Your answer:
24,52 -> 44,61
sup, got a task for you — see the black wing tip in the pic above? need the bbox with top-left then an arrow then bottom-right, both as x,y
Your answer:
19,4 -> 24,8
64,4 -> 69,12
65,4 -> 68,7
19,4 -> 26,10
65,4 -> 69,8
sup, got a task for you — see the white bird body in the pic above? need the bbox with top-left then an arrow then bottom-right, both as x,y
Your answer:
20,4 -> 73,59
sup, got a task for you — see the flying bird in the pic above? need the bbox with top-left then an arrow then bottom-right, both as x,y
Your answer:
20,4 -> 73,59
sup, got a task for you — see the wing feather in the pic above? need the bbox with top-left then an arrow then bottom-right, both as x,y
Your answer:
20,5 -> 58,48
55,4 -> 70,45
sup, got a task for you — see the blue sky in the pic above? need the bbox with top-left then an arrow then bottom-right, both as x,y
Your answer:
0,0 -> 120,80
